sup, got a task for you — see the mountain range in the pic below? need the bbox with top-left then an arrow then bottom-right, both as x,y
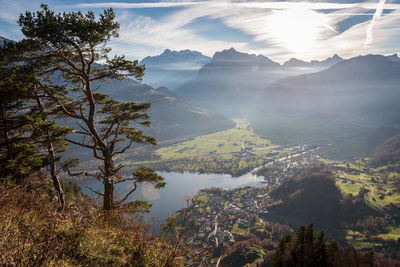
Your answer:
282,54 -> 342,68
263,54 -> 400,125
170,48 -> 400,127
174,48 -> 343,114
140,49 -> 210,90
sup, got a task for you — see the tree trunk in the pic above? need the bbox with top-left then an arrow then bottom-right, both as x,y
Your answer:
103,153 -> 115,210
0,104 -> 10,158
49,147 -> 65,211
35,95 -> 65,211
103,177 -> 114,210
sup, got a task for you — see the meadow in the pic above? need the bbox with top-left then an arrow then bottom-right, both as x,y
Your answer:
155,119 -> 274,160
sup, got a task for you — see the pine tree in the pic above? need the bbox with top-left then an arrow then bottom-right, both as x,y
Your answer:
29,81 -> 72,210
0,59 -> 42,184
270,234 -> 291,267
17,5 -> 165,210
314,231 -> 328,267
1,42 -> 72,209
292,225 -> 306,266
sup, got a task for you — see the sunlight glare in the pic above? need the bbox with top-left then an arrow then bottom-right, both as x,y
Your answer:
266,8 -> 335,53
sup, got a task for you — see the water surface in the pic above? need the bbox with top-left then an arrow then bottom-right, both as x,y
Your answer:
78,171 -> 265,229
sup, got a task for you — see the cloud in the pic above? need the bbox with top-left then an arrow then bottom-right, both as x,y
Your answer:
104,0 -> 400,62
75,1 -> 208,9
112,6 -> 249,59
365,0 -> 387,46
3,0 -> 400,62
72,1 -> 400,11
278,9 -> 400,61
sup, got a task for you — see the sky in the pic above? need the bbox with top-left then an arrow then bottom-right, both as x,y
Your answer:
0,0 -> 400,63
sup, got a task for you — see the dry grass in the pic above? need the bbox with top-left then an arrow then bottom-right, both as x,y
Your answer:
0,179 -> 186,266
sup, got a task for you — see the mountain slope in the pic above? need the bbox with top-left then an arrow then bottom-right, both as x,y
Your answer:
372,133 -> 400,166
140,49 -> 210,89
95,78 -> 235,141
263,54 -> 400,125
175,48 -> 282,114
174,49 -> 344,116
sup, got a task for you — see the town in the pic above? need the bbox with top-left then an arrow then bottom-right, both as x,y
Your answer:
174,144 -> 325,264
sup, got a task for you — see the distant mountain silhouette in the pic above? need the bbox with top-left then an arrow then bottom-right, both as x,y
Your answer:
140,49 -> 210,90
282,54 -> 342,68
264,54 -> 400,125
174,48 -> 348,115
210,47 -> 280,67
387,53 -> 400,62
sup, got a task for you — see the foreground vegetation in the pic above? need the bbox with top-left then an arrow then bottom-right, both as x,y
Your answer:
0,175 -> 185,266
0,6 -> 183,266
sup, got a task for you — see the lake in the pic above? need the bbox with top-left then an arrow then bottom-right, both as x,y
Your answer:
77,170 -> 266,230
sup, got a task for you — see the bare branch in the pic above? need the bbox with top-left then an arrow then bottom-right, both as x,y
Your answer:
59,50 -> 85,75
72,130 -> 91,136
79,104 -> 86,118
77,121 -> 90,134
117,181 -> 138,205
103,122 -> 116,139
65,137 -> 94,149
84,185 -> 104,196
114,177 -> 135,184
112,140 -> 134,156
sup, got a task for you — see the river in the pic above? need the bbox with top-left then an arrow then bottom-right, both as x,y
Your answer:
76,170 -> 266,230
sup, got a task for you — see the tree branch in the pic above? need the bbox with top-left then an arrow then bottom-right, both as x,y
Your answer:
65,169 -> 85,176
103,122 -> 116,139
84,185 -> 104,196
112,140 -> 133,156
65,137 -> 94,149
116,181 -> 138,205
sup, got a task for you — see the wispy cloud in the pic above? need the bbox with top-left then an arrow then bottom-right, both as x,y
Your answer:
2,0 -> 400,62
73,1 -> 400,11
106,0 -> 400,62
75,1 -> 208,9
365,0 -> 387,46
112,6 -> 249,59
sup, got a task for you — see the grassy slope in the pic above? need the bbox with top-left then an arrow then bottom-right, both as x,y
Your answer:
330,160 -> 400,255
0,179 -> 185,266
334,161 -> 400,210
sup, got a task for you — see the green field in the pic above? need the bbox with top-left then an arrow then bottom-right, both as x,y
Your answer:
346,225 -> 400,251
155,119 -> 274,160
333,161 -> 400,210
117,119 -> 280,176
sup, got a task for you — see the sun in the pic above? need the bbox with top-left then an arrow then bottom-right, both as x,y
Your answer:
266,8 -> 335,53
